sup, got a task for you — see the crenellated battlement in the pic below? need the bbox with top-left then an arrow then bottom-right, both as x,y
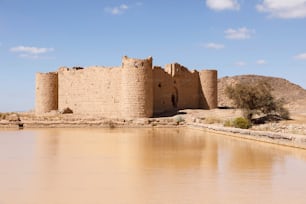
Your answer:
122,56 -> 153,70
35,56 -> 218,118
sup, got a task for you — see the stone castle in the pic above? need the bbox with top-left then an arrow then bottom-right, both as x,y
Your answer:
35,56 -> 218,118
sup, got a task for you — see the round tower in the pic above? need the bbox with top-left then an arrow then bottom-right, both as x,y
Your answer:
35,72 -> 58,114
199,70 -> 218,109
121,56 -> 153,118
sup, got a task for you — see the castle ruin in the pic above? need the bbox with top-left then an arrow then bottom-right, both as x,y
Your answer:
35,56 -> 218,118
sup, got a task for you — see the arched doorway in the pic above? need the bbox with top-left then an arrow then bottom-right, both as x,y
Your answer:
171,87 -> 178,108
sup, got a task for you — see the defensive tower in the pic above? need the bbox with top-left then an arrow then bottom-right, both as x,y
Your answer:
199,70 -> 218,109
35,72 -> 58,114
120,56 -> 154,118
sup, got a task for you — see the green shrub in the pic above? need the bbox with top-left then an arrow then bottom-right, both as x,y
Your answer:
204,117 -> 222,124
232,117 -> 252,129
224,120 -> 233,127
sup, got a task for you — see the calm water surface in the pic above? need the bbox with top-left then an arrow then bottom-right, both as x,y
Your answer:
1,128 -> 306,204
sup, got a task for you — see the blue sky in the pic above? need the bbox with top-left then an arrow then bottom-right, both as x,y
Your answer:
1,0 -> 306,112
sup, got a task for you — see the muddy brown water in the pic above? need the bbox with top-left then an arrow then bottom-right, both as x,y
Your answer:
1,128 -> 306,204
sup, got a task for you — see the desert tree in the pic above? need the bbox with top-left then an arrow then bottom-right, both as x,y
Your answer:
225,81 -> 289,122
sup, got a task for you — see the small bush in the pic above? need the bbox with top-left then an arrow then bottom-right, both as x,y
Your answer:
224,120 -> 233,127
223,118 -> 251,129
204,117 -> 222,124
232,117 -> 252,129
175,116 -> 185,125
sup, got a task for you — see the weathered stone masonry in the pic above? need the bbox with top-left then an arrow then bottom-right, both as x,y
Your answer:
35,56 -> 218,118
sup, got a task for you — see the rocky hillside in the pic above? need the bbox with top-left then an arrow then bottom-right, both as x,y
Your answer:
218,75 -> 306,113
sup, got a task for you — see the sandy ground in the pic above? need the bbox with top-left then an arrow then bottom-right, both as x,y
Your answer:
1,107 -> 306,149
1,105 -> 306,135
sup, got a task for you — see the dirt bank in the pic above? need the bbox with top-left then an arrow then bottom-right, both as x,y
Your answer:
1,109 -> 306,149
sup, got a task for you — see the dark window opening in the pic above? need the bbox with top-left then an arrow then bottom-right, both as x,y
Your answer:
72,67 -> 84,70
158,83 -> 162,88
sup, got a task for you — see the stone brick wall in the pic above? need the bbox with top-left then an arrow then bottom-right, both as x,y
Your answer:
168,64 -> 201,110
35,72 -> 58,114
58,66 -> 121,116
153,63 -> 208,115
153,66 -> 177,115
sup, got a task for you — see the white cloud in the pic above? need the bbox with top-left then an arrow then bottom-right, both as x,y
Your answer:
257,0 -> 306,19
10,46 -> 54,54
104,4 -> 129,15
256,59 -> 267,65
225,27 -> 254,40
10,46 -> 54,59
294,53 -> 306,60
235,61 -> 246,66
19,54 -> 40,59
206,0 -> 240,11
204,42 -> 225,49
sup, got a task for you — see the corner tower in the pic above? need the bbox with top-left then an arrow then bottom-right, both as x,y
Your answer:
199,70 -> 218,109
35,72 -> 58,114
121,56 -> 153,118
